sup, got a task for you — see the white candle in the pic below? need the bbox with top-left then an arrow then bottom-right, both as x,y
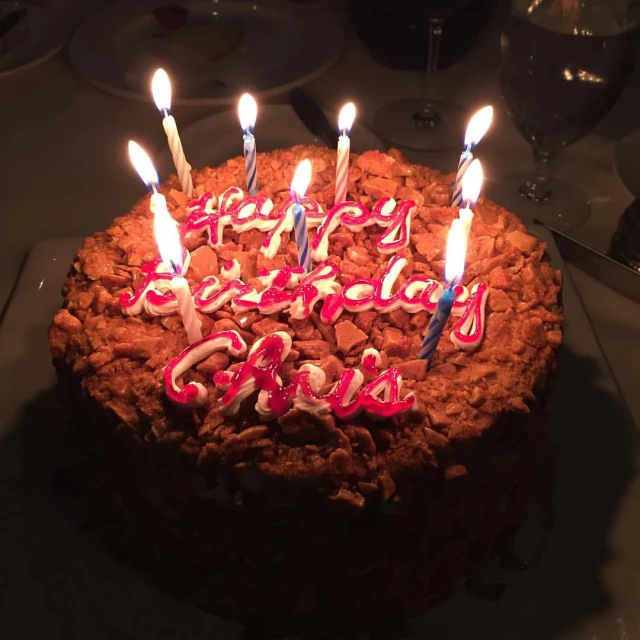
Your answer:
459,207 -> 474,240
171,276 -> 202,345
152,69 -> 193,197
238,93 -> 258,195
335,102 -> 355,205
128,140 -> 202,344
150,189 -> 202,343
458,159 -> 484,243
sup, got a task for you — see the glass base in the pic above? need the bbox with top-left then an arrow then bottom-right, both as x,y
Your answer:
373,98 -> 465,151
486,173 -> 591,232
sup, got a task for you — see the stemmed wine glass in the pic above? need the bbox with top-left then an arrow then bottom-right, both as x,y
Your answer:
373,0 -> 469,151
495,0 -> 638,230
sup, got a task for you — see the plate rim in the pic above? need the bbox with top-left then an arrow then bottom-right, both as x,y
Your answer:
67,0 -> 344,106
0,4 -> 65,77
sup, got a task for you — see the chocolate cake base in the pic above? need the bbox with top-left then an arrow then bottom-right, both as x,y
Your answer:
56,358 -> 549,630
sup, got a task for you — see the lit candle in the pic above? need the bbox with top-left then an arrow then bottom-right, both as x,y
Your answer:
451,105 -> 493,206
335,102 -> 356,205
128,140 -> 202,344
419,219 -> 467,362
151,69 -> 193,197
238,93 -> 258,195
290,159 -> 313,272
458,159 -> 484,243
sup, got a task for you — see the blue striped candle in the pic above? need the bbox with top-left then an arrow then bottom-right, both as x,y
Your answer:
292,201 -> 312,272
451,148 -> 472,207
420,218 -> 467,362
243,131 -> 258,195
238,93 -> 258,195
451,106 -> 493,206
290,159 -> 313,273
419,286 -> 456,361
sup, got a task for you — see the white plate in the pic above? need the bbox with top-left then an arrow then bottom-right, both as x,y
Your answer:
157,103 -> 386,176
0,3 -> 66,76
0,235 -> 638,639
68,0 -> 344,106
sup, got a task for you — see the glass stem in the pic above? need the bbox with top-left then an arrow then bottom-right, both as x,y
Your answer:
414,17 -> 443,127
521,148 -> 553,202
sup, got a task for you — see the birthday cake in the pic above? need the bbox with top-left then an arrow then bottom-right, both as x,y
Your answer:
49,145 -> 562,628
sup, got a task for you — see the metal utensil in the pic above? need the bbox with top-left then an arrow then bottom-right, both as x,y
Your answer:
535,220 -> 640,305
289,87 -> 339,148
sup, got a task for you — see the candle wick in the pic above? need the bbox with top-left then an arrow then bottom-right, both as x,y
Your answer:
445,276 -> 458,291
169,259 -> 180,276
151,184 -> 158,194
163,108 -> 169,118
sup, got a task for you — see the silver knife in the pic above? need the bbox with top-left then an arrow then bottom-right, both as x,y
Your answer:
536,220 -> 640,305
290,87 -> 339,148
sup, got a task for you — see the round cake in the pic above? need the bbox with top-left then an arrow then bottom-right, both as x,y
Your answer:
49,145 -> 562,629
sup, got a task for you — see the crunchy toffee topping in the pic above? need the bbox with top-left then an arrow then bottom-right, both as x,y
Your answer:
50,146 -> 562,505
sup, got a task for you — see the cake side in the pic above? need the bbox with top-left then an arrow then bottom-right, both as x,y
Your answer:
49,146 -> 562,625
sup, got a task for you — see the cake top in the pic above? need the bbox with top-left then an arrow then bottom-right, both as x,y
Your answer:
50,146 -> 562,506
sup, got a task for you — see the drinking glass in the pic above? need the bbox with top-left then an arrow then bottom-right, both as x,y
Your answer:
495,0 -> 638,230
373,0 -> 470,151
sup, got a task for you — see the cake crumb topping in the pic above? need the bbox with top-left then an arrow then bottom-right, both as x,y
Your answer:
49,146 -> 562,506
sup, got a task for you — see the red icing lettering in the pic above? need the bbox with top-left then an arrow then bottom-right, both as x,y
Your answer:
164,330 -> 248,407
208,332 -> 416,420
451,283 -> 489,351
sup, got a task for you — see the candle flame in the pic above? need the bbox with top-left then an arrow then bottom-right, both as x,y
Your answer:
291,159 -> 312,200
128,140 -> 159,189
151,68 -> 172,113
238,93 -> 257,132
153,195 -> 183,274
445,219 -> 467,287
464,105 -> 493,149
338,102 -> 356,135
461,159 -> 483,206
